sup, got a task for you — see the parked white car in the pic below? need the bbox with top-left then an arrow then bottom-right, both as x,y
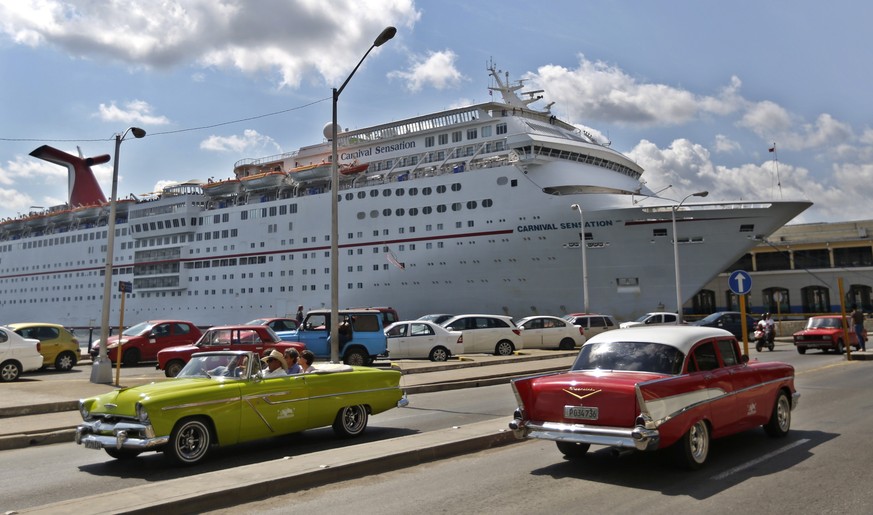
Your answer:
0,326 -> 43,381
619,312 -> 679,329
385,320 -> 464,361
562,313 -> 618,339
515,316 -> 586,350
441,314 -> 523,356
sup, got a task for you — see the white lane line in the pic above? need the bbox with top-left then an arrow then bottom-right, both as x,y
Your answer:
710,438 -> 810,480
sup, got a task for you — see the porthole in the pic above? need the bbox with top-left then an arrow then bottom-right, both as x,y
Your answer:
370,210 -> 379,218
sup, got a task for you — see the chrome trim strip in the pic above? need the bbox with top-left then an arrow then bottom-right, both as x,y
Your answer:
161,397 -> 237,412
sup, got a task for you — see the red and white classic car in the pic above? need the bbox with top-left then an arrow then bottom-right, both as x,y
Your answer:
508,326 -> 799,469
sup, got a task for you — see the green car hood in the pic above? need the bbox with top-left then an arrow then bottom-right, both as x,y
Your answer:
86,378 -> 239,417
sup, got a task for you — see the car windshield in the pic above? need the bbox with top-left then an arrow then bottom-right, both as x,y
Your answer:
123,321 -> 153,336
418,314 -> 452,324
633,314 -> 652,323
807,317 -> 842,329
571,341 -> 685,375
177,354 -> 254,379
244,319 -> 267,325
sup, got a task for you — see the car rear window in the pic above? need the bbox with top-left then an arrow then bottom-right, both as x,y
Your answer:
352,315 -> 380,332
572,341 -> 684,375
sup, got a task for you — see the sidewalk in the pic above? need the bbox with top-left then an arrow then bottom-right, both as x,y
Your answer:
0,351 -> 576,450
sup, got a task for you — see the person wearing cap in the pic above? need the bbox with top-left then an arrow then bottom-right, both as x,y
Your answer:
284,347 -> 302,374
260,349 -> 288,378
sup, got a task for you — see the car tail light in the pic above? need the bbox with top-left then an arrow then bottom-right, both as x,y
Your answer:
456,335 -> 464,344
35,342 -> 41,352
578,326 -> 585,336
512,329 -> 521,336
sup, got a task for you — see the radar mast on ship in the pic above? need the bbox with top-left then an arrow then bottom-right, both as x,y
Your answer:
487,60 -> 548,112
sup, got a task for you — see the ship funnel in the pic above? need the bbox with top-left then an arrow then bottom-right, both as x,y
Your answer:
29,145 -> 108,206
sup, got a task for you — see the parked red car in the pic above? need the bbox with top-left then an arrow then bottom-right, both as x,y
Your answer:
509,326 -> 798,469
792,315 -> 864,354
157,325 -> 305,377
92,320 -> 202,366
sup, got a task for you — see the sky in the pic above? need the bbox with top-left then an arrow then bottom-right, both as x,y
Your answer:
1,0 -> 870,225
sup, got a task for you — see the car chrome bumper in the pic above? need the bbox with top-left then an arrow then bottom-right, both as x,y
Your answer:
509,419 -> 660,451
75,420 -> 168,451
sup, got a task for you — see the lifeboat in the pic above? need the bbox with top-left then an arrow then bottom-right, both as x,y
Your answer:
339,162 -> 369,176
72,204 -> 105,221
202,178 -> 242,197
239,171 -> 288,191
288,163 -> 331,181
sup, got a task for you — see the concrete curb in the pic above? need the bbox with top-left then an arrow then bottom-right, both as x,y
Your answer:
0,371 -> 562,451
0,428 -> 76,451
0,401 -> 79,419
19,418 -> 518,514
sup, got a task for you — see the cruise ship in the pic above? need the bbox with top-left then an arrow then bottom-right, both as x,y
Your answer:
0,66 -> 810,327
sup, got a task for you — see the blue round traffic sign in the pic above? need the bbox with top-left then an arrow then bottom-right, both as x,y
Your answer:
728,270 -> 752,295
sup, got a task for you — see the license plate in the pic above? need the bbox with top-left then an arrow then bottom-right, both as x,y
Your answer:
83,439 -> 104,450
564,405 -> 598,420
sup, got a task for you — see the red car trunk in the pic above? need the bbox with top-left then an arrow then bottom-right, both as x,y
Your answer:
515,370 -> 669,428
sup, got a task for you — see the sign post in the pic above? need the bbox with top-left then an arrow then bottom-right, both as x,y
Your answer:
115,281 -> 133,386
729,270 -> 753,356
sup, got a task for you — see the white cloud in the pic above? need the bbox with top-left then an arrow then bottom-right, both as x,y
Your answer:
199,129 -> 280,154
529,55 -> 744,126
388,49 -> 465,92
714,134 -> 741,153
96,100 -> 171,125
0,1 -> 421,88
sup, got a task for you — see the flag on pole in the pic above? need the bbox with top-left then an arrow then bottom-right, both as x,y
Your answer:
768,145 -> 776,152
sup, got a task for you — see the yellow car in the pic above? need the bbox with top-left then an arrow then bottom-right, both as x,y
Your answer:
8,323 -> 80,371
77,350 -> 407,465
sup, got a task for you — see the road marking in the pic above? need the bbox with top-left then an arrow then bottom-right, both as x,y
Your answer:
710,438 -> 810,480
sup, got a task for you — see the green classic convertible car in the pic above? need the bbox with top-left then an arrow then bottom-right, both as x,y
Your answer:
75,351 -> 407,465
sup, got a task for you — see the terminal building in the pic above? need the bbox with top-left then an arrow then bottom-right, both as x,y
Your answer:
688,219 -> 873,317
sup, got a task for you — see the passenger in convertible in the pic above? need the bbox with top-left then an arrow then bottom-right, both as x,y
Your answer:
260,349 -> 289,378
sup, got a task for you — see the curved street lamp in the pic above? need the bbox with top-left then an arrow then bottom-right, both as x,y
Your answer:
570,203 -> 589,313
330,26 -> 396,363
672,190 -> 708,325
92,126 -> 146,384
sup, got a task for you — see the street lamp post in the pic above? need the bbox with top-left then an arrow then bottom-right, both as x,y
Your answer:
570,203 -> 589,313
91,126 -> 146,384
672,190 -> 708,325
330,26 -> 396,363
